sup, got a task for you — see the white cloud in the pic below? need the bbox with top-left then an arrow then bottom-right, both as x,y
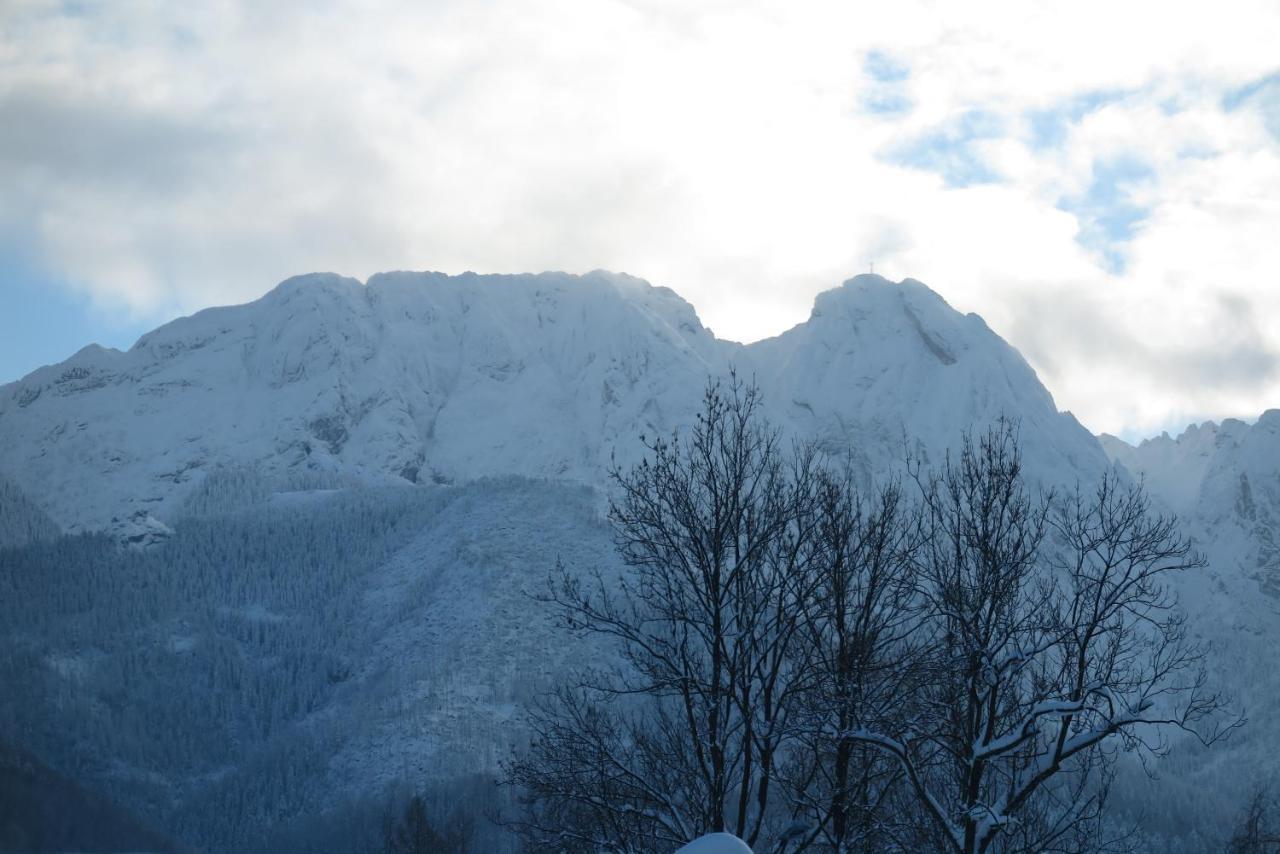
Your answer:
1,0 -> 1279,439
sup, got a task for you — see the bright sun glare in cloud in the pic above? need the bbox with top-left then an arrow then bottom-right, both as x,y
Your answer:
1,0 -> 1279,441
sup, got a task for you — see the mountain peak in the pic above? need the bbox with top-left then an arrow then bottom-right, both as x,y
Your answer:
270,271 -> 361,293
802,274 -> 966,369
260,271 -> 367,313
812,273 -> 903,311
810,273 -> 960,323
750,273 -> 1104,487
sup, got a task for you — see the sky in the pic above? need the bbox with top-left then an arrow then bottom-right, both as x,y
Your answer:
2,1 -> 1279,442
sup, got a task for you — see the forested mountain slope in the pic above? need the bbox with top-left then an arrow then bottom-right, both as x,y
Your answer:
0,476 -> 612,852
0,475 -> 59,549
0,740 -> 188,853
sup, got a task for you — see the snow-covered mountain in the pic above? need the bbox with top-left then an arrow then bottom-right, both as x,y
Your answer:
1,269 -> 1264,851
1100,416 -> 1280,627
753,275 -> 1104,487
0,270 -> 720,534
1099,415 -> 1280,846
0,271 -> 1105,535
1101,415 -> 1280,548
1100,416 -> 1280,630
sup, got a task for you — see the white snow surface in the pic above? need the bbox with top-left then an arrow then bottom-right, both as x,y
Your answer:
675,832 -> 753,854
0,271 -> 1106,534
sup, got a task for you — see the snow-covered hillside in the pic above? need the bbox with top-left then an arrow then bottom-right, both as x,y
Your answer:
0,271 -> 1105,535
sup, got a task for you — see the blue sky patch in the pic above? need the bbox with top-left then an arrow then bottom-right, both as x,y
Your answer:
1224,71 -> 1280,142
863,90 -> 913,116
861,50 -> 912,116
886,110 -> 1005,187
1058,155 -> 1154,273
863,50 -> 910,83
1025,90 -> 1126,149
0,247 -> 154,384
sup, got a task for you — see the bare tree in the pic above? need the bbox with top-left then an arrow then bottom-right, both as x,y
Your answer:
507,376 -> 820,850
382,793 -> 471,854
508,405 -> 1235,853
783,473 -> 925,852
505,687 -> 693,852
845,422 -> 1237,854
1228,788 -> 1280,854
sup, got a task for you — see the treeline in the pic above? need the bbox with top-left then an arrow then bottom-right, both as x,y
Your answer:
506,378 -> 1237,853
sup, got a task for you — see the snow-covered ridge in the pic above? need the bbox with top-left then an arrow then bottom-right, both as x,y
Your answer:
1101,412 -> 1280,604
0,270 -> 1105,532
1100,412 -> 1280,521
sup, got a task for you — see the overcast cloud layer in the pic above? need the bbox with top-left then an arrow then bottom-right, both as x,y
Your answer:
2,0 -> 1279,440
